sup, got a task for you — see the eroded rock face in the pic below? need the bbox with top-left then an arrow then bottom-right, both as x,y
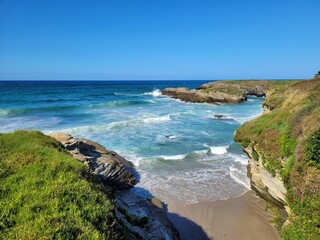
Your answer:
115,191 -> 179,240
50,132 -> 137,189
243,145 -> 287,207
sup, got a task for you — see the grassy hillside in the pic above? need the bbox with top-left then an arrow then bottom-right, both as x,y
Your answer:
235,77 -> 320,239
0,131 -> 125,239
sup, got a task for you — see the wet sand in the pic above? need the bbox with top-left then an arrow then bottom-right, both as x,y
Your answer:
168,191 -> 279,240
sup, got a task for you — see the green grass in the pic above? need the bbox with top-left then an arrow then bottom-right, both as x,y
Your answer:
0,130 -> 125,239
251,148 -> 259,161
280,126 -> 297,157
282,188 -> 320,240
305,128 -> 320,168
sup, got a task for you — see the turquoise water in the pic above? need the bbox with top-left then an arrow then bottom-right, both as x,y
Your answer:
0,81 -> 264,203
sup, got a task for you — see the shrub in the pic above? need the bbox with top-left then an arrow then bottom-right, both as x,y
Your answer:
305,128 -> 320,168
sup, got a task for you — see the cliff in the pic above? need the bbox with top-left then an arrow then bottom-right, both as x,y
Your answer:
163,77 -> 320,238
235,76 -> 320,239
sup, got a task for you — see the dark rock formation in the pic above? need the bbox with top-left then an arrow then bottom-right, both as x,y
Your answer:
51,132 -> 137,190
115,191 -> 179,240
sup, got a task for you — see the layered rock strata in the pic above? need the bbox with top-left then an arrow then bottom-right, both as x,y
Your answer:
242,145 -> 287,207
51,132 -> 136,189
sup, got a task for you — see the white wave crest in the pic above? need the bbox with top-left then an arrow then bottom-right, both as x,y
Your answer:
120,153 -> 145,167
166,135 -> 177,139
144,89 -> 162,97
55,114 -> 172,134
143,114 -> 171,123
0,109 -> 10,117
157,154 -> 186,161
234,155 -> 248,165
193,149 -> 209,156
210,146 -> 228,155
229,166 -> 250,189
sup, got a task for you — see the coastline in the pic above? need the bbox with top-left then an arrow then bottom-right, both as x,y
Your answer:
168,190 -> 279,240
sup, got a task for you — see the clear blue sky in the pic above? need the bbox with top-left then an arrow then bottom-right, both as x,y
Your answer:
0,0 -> 319,80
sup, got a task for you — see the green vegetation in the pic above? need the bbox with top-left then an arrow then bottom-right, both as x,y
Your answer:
0,131 -> 125,239
252,148 -> 259,161
305,128 -> 320,168
265,201 -> 287,231
240,138 -> 250,148
235,76 -> 320,239
280,127 -> 297,157
262,157 -> 282,177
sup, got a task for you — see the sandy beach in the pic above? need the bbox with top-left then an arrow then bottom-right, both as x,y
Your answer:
168,191 -> 279,240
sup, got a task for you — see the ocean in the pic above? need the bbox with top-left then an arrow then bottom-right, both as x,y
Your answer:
0,80 -> 264,204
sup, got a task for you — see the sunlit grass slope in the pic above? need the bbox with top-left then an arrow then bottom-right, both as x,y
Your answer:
0,130 -> 124,239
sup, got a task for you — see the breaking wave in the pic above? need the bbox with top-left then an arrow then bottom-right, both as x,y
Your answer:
229,166 -> 251,189
144,89 -> 162,97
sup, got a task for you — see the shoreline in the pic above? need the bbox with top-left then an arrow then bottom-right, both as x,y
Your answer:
168,190 -> 279,240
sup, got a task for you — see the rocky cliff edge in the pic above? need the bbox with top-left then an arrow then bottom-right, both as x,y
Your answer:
51,133 -> 179,240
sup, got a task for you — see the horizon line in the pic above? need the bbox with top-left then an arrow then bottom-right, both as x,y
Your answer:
0,78 -> 306,81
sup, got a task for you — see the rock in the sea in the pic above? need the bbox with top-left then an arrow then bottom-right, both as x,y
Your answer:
115,190 -> 179,240
51,133 -> 137,190
161,87 -> 246,104
213,114 -> 224,119
161,80 -> 274,104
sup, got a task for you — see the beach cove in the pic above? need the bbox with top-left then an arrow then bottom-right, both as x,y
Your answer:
0,80 -> 277,239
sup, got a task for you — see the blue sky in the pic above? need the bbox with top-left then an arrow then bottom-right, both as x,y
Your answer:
0,0 -> 319,80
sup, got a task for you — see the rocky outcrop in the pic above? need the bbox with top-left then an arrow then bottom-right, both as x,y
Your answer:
115,191 -> 179,240
197,80 -> 270,97
51,132 -> 137,190
162,80 -> 274,104
162,87 -> 246,104
51,132 -> 179,240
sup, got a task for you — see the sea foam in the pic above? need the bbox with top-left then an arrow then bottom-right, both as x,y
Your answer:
229,166 -> 251,189
144,89 -> 162,97
0,109 -> 10,117
143,114 -> 171,123
210,146 -> 228,155
157,154 -> 187,161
